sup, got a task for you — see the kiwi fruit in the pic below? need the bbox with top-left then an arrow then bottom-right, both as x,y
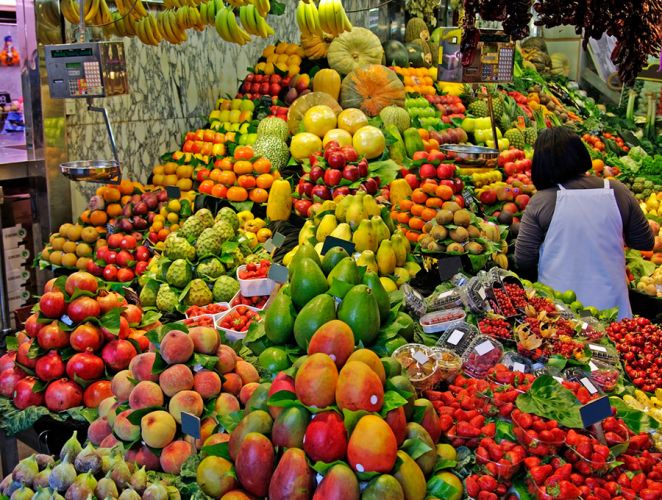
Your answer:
427,241 -> 444,252
430,225 -> 448,241
442,201 -> 461,213
453,209 -> 472,228
467,225 -> 481,239
449,227 -> 469,243
423,221 -> 436,233
418,234 -> 433,247
465,241 -> 485,255
446,242 -> 465,253
435,209 -> 454,225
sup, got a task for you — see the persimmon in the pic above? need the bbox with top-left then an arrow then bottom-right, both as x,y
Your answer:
410,204 -> 425,217
253,158 -> 272,174
412,189 -> 428,204
199,180 -> 214,194
249,188 -> 268,203
237,175 -> 256,189
218,171 -> 237,187
234,146 -> 253,160
233,160 -> 253,175
256,173 -> 274,189
408,217 -> 424,231
398,199 -> 414,212
227,186 -> 248,202
211,184 -> 227,198
89,210 -> 107,226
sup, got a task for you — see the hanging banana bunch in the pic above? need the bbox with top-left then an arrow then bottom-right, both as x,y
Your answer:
252,0 -> 269,17
239,3 -> 274,38
215,5 -> 251,45
296,0 -> 323,37
317,0 -> 351,36
134,13 -> 163,45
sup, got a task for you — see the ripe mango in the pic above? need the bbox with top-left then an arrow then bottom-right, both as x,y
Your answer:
245,383 -> 270,413
294,353 -> 338,408
414,398 -> 442,443
268,448 -> 315,500
405,422 -> 436,476
267,372 -> 295,419
336,361 -> 384,412
385,406 -> 408,446
347,415 -> 397,473
235,432 -> 274,497
197,456 -> 236,498
393,451 -> 426,500
272,406 -> 309,449
346,348 -> 386,383
228,410 -> 273,461
307,320 -> 355,369
388,375 -> 416,419
303,411 -> 347,463
312,463 -> 360,500
362,474 -> 405,500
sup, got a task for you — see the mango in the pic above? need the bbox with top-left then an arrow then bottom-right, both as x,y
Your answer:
197,456 -> 236,498
290,258 -> 329,310
267,372 -> 295,419
272,406 -> 309,449
268,448 -> 315,500
388,375 -> 416,419
363,271 -> 390,324
327,257 -> 360,290
307,320 -> 355,369
336,361 -> 384,412
295,353 -> 338,408
346,349 -> 386,383
322,247 -> 350,275
228,410 -> 273,461
245,383 -> 271,412
405,422 -> 436,476
313,463 -> 360,500
393,451 -> 426,500
347,415 -> 397,473
361,474 -> 405,500
385,406 -> 407,446
414,399 -> 441,443
264,292 -> 295,344
337,285 -> 380,345
293,293 -> 336,349
235,432 -> 274,497
303,411 -> 347,463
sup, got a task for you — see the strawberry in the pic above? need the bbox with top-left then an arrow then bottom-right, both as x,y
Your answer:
465,475 -> 480,497
481,422 -> 496,437
631,473 -> 647,493
477,492 -> 498,500
641,490 -> 662,500
529,465 -> 553,485
477,475 -> 497,491
558,480 -> 581,498
439,414 -> 454,432
524,456 -> 541,469
516,412 -> 533,429
456,420 -> 481,438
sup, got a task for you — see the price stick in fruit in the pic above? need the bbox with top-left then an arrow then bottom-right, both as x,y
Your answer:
263,232 -> 285,255
579,395 -> 612,445
268,263 -> 289,284
181,411 -> 201,440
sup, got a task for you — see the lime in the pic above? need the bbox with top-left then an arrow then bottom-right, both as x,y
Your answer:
570,300 -> 584,311
384,336 -> 408,355
561,290 -> 577,304
258,347 -> 290,374
586,306 -> 599,317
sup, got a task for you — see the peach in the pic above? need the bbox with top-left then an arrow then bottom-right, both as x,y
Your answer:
111,370 -> 135,402
114,409 -> 140,441
141,410 -> 177,449
129,381 -> 164,410
160,440 -> 195,474
106,401 -> 121,427
189,326 -> 220,354
129,352 -> 159,382
204,432 -> 231,447
239,382 -> 260,405
194,370 -> 222,399
159,364 -> 194,397
214,393 -> 241,417
222,373 -> 243,395
168,390 -> 204,424
216,345 -> 237,374
234,360 -> 259,385
196,416 -> 219,449
220,491 -> 253,500
135,444 -> 160,471
160,330 -> 194,364
97,396 -> 117,419
99,434 -> 120,448
88,417 -> 112,445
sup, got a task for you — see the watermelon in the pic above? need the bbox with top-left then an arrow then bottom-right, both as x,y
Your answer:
383,40 -> 409,67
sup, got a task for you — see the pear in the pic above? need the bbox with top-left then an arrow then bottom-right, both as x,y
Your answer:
316,214 -> 338,242
329,222 -> 352,241
334,194 -> 353,222
370,216 -> 391,243
345,197 -> 367,230
74,443 -> 101,475
377,240 -> 397,276
59,432 -> 82,463
12,456 -> 38,487
356,250 -> 379,274
298,220 -> 316,246
48,459 -> 76,493
129,465 -> 147,494
394,267 -> 410,286
352,219 -> 377,253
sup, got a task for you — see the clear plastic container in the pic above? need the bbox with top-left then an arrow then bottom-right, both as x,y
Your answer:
436,321 -> 479,357
476,443 -> 524,480
428,287 -> 467,312
401,284 -> 426,318
184,302 -> 230,324
462,335 -> 504,378
500,352 -> 532,374
512,411 -> 566,456
587,358 -> 620,392
419,308 -> 467,334
465,276 -> 492,314
230,290 -> 273,310
217,305 -> 262,341
563,367 -> 603,398
431,348 -> 462,382
575,316 -> 605,342
392,344 -> 442,391
586,342 -> 620,366
236,265 -> 276,297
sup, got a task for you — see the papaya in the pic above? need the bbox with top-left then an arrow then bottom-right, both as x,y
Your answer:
405,422 -> 436,476
245,383 -> 270,412
272,406 -> 309,449
414,399 -> 441,443
228,410 -> 273,461
337,284 -> 380,345
307,320 -> 355,369
322,247 -> 350,275
303,411 -> 347,463
267,372 -> 295,419
313,463 -> 360,500
294,353 -> 338,408
385,125 -> 408,164
362,271 -> 390,324
290,257 -> 329,310
269,448 -> 315,500
393,451 -> 426,500
327,257 -> 361,289
336,361 -> 384,412
235,432 -> 274,497
361,474 -> 405,500
385,406 -> 407,446
347,415 -> 397,473
293,293 -> 336,349
264,292 -> 296,344
388,375 -> 416,419
290,241 -> 322,269
346,348 -> 386,383
403,128 -> 425,158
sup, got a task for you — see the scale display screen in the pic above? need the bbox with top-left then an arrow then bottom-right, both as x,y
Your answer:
50,48 -> 94,58
65,62 -> 81,70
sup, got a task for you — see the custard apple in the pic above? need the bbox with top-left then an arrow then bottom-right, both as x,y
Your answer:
196,227 -> 224,259
164,234 -> 196,261
253,135 -> 290,171
196,258 -> 225,280
256,116 -> 290,142
156,284 -> 178,312
185,279 -> 213,307
139,280 -> 159,307
215,207 -> 240,231
194,208 -> 215,229
213,275 -> 240,303
166,259 -> 192,288
178,216 -> 205,240
213,220 -> 235,241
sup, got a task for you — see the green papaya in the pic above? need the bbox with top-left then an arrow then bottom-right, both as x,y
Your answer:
290,257 -> 329,310
327,256 -> 361,291
337,284 -> 380,345
322,247 -> 350,275
403,128 -> 425,157
264,292 -> 296,344
293,294 -> 336,349
363,271 -> 390,324
290,241 -> 322,269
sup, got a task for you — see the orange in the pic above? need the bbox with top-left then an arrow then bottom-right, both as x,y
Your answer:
199,180 -> 215,194
102,187 -> 121,203
89,210 -> 108,226
209,169 -> 223,182
106,203 -> 122,218
218,171 -> 237,187
253,158 -> 272,174
249,188 -> 269,203
397,212 -> 410,225
234,146 -> 253,160
238,175 -> 256,189
435,185 -> 454,201
256,173 -> 274,189
406,230 -> 421,243
80,210 -> 91,224
412,189 -> 428,204
592,159 -> 604,173
421,208 -> 437,222
157,228 -> 170,241
398,199 -> 414,212
119,179 -> 134,195
218,158 -> 234,171
409,217 -> 424,231
426,197 -> 443,208
411,203 -> 425,217
227,186 -> 248,202
421,181 -> 438,195
211,184 -> 228,198
233,160 -> 253,175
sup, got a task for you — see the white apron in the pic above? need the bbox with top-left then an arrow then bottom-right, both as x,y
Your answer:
538,179 -> 632,320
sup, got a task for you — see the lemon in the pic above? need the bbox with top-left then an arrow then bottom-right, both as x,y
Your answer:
290,133 -> 323,162
380,276 -> 397,292
561,289 -> 577,304
323,128 -> 353,148
167,200 -> 181,212
302,105 -> 337,138
337,108 -> 368,134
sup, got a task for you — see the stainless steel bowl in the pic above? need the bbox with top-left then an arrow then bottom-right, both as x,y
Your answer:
60,160 -> 121,183
441,144 -> 500,168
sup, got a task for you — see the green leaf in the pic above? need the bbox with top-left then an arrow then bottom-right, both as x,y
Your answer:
495,420 -> 516,442
151,352 -> 169,375
5,335 -> 17,351
367,159 -> 402,186
311,460 -> 347,475
516,375 -> 583,428
327,279 -> 355,300
217,410 -> 244,433
190,353 -> 219,371
610,441 -> 630,458
161,322 -> 189,335
343,409 -> 370,434
126,406 -> 164,425
229,201 -> 254,213
267,390 -> 337,414
145,328 -> 162,348
380,390 -> 409,416
139,310 -> 162,328
434,458 -> 457,472
98,307 -> 122,335
609,397 -> 659,433
201,442 -> 231,460
427,474 -> 459,499
401,438 -> 433,460
385,380 -> 414,401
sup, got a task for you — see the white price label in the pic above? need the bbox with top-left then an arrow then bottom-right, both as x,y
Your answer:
412,350 -> 429,366
478,288 -> 487,299
580,377 -> 598,394
475,340 -> 495,356
581,322 -> 589,330
512,362 -> 526,373
589,361 -> 598,372
447,329 -> 465,346
553,376 -> 564,383
589,344 -> 607,353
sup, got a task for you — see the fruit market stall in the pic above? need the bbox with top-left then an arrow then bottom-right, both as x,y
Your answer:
2,0 -> 662,496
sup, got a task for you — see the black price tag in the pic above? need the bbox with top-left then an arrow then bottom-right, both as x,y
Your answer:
268,263 -> 289,284
438,255 -> 463,281
165,186 -> 181,199
272,232 -> 286,247
580,396 -> 612,428
321,236 -> 355,256
181,412 -> 201,439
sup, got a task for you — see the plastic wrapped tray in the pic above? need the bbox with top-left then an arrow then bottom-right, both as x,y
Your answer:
462,335 -> 504,378
392,344 -> 442,391
436,321 -> 479,357
419,308 -> 466,334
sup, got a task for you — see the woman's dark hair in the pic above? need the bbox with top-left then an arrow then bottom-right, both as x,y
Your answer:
531,127 -> 591,190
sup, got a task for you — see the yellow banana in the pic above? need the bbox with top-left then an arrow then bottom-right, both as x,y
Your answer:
255,9 -> 272,37
215,7 -> 232,41
238,5 -> 254,35
304,1 -> 321,36
317,0 -> 331,34
331,0 -> 343,35
83,0 -> 99,23
225,6 -> 250,44
158,10 -> 174,42
341,7 -> 351,32
60,0 -> 79,23
133,0 -> 148,18
98,0 -> 112,24
255,0 -> 269,17
124,12 -> 137,35
295,1 -> 309,36
188,6 -> 202,28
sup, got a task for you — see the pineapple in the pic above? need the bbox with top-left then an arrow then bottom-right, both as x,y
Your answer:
524,127 -> 538,145
505,128 -> 525,150
468,100 -> 489,117
492,96 -> 505,120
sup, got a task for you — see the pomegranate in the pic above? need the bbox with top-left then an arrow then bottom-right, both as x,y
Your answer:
37,322 -> 69,350
13,377 -> 44,409
39,291 -> 66,318
0,367 -> 27,397
83,380 -> 113,408
43,277 -> 62,293
122,304 -> 143,325
97,291 -> 126,314
35,351 -> 66,382
67,296 -> 101,323
101,316 -> 131,341
0,351 -> 16,372
66,352 -> 105,380
70,323 -> 103,352
24,313 -> 41,338
16,340 -> 37,368
64,271 -> 98,296
129,331 -> 149,352
102,339 -> 137,371
44,379 -> 83,411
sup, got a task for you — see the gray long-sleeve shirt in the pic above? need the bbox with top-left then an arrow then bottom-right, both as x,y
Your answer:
514,175 -> 655,279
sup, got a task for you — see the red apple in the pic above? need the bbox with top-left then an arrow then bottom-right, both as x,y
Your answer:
311,184 -> 332,200
107,233 -> 123,249
341,146 -> 358,162
103,265 -> 118,282
326,151 -> 346,170
309,165 -> 324,183
294,199 -> 313,217
405,173 -> 420,189
117,268 -> 135,283
356,159 -> 369,178
419,163 -> 437,179
342,165 -> 360,182
479,190 -> 498,205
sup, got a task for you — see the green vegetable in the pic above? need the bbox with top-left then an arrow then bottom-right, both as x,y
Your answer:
516,375 -> 583,428
609,397 -> 659,434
